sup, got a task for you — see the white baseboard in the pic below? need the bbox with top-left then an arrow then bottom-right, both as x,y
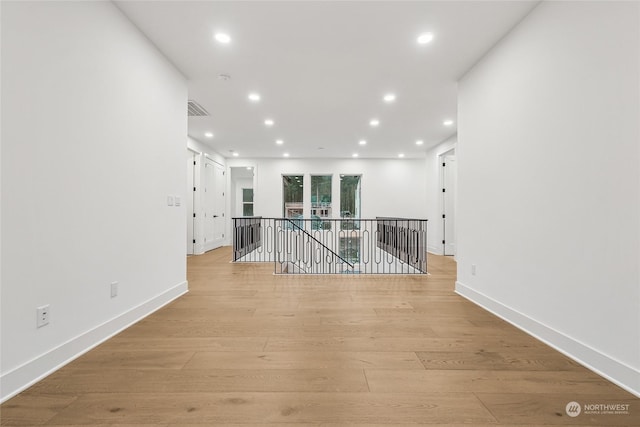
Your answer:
0,281 -> 188,403
455,281 -> 640,398
427,245 -> 443,255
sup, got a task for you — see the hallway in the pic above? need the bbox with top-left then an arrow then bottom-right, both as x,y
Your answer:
1,247 -> 637,425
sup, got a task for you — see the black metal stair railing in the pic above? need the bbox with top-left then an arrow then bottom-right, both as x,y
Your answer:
233,217 -> 277,262
232,217 -> 428,274
376,217 -> 428,273
232,216 -> 262,261
275,218 -> 355,274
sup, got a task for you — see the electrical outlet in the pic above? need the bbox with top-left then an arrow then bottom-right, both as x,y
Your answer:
36,305 -> 50,328
471,264 -> 477,276
111,281 -> 118,298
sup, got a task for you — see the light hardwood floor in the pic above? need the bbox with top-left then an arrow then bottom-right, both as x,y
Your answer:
2,247 -> 638,426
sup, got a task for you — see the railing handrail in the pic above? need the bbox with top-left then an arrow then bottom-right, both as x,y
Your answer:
233,216 -> 427,222
375,217 -> 429,222
282,218 -> 355,269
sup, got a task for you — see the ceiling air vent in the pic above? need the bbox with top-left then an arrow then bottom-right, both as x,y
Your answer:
187,100 -> 209,117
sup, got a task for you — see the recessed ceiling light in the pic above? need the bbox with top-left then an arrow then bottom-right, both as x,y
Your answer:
398,153 -> 405,158
264,119 -> 274,126
283,152 -> 290,157
232,152 -> 239,157
248,93 -> 261,102
359,140 -> 367,145
214,32 -> 231,44
415,140 -> 424,145
204,132 -> 214,138
443,119 -> 454,126
370,119 -> 380,127
352,153 -> 359,158
417,32 -> 434,44
276,139 -> 284,145
383,94 -> 396,103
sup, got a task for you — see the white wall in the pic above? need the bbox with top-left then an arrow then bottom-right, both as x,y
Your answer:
226,157 -> 428,220
457,1 -> 639,395
425,135 -> 457,254
1,2 -> 188,401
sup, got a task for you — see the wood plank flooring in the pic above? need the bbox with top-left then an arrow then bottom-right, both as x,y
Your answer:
1,246 -> 638,426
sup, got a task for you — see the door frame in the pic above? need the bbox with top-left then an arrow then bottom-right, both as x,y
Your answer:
203,156 -> 226,252
186,149 -> 198,255
440,148 -> 457,257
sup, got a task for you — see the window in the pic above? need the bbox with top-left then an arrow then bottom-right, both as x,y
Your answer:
242,188 -> 254,216
283,175 -> 303,218
311,175 -> 332,218
340,175 -> 361,218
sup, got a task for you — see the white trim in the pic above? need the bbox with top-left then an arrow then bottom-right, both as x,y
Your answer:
0,281 -> 188,403
439,148 -> 456,257
455,281 -> 640,398
204,154 -> 224,166
427,246 -> 443,255
202,158 -> 226,252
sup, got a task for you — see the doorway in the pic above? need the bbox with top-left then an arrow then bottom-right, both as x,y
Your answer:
230,166 -> 255,219
186,150 -> 197,255
441,149 -> 457,256
203,158 -> 226,252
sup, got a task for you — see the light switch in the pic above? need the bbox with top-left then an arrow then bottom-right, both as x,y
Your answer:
167,195 -> 174,206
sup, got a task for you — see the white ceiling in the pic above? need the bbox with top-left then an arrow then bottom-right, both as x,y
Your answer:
115,1 -> 538,159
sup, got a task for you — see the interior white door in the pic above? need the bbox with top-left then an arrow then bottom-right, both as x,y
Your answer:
203,159 -> 225,252
443,154 -> 457,256
213,161 -> 226,246
186,151 -> 196,255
